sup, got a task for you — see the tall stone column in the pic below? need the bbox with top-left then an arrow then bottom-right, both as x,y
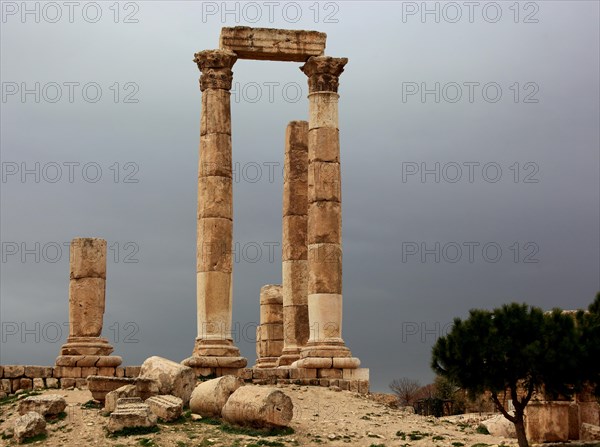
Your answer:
57,237 -> 121,368
183,49 -> 247,373
296,56 -> 360,369
277,121 -> 310,367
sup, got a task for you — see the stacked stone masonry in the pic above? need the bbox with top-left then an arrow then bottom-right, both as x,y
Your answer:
0,365 -> 141,393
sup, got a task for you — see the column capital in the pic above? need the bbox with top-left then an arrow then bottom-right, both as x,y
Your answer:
300,56 -> 348,93
193,49 -> 238,91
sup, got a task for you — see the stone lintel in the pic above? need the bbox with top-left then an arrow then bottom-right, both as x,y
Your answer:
219,27 -> 326,62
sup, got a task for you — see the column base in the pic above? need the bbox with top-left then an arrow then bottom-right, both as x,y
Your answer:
183,338 -> 247,377
191,338 -> 243,357
55,355 -> 122,367
276,347 -> 302,367
255,357 -> 279,369
294,341 -> 361,369
60,336 -> 114,356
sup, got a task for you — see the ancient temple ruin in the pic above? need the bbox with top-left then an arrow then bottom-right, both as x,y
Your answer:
182,27 -> 366,386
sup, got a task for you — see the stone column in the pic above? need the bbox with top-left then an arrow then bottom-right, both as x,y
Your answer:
183,49 -> 247,373
57,237 -> 121,368
277,121 -> 309,367
296,56 -> 360,369
255,285 -> 284,368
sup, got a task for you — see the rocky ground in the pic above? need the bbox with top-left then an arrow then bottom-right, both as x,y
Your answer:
1,386 -> 519,447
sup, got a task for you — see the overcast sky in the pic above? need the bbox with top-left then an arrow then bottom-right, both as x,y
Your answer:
1,1 -> 598,392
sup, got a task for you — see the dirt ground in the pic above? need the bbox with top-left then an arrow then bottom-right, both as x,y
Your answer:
0,386 -> 517,447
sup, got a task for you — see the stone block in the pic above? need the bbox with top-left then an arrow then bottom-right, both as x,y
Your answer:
308,162 -> 341,203
60,378 -> 76,389
308,127 -> 340,163
125,366 -> 142,377
283,179 -> 308,217
54,366 -> 82,378
282,261 -> 308,305
308,92 -> 339,129
196,218 -> 233,272
338,379 -> 350,391
239,368 -> 253,380
342,368 -> 369,381
198,176 -> 233,219
349,380 -> 359,392
75,355 -> 100,367
222,386 -> 294,428
3,365 -> 24,378
87,376 -> 136,401
46,378 -> 59,389
318,378 -> 330,387
68,277 -> 106,337
70,237 -> 106,279
33,378 -> 45,390
307,244 -> 342,294
146,395 -> 183,421
581,423 -> 600,441
1,379 -> 12,393
190,375 -> 243,417
55,355 -> 83,367
282,216 -> 308,261
98,367 -> 116,376
105,385 -> 139,413
116,367 -> 125,378
289,368 -> 317,380
19,378 -> 33,391
96,356 -> 122,367
317,368 -> 342,379
308,201 -> 341,244
75,378 -> 88,389
139,356 -> 196,405
219,27 -> 326,62
525,401 -> 570,443
107,402 -> 157,433
24,366 -> 53,378
199,133 -> 233,178
19,394 -> 67,416
14,411 -> 46,443
358,380 -> 370,395
81,367 -> 99,378
200,88 -> 231,136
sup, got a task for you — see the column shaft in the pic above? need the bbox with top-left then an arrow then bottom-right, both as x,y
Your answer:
297,56 -> 360,369
185,49 -> 247,370
278,121 -> 309,366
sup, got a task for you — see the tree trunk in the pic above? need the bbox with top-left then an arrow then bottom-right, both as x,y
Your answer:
514,413 -> 529,447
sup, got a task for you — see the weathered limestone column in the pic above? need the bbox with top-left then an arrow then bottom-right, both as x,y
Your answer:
255,285 -> 284,368
296,56 -> 360,369
277,121 -> 309,367
57,238 -> 121,368
183,49 -> 247,373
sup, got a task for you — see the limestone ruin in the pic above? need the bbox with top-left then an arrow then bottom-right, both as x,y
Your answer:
56,237 -> 122,374
182,26 -> 366,389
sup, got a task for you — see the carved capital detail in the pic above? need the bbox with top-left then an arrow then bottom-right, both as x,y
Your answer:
300,56 -> 348,93
193,50 -> 238,91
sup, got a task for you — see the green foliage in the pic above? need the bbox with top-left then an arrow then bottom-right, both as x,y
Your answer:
431,303 -> 580,401
577,292 -> 600,396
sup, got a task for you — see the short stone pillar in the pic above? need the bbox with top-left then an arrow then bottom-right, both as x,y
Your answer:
277,121 -> 309,367
57,238 -> 121,368
255,285 -> 284,368
295,56 -> 360,370
183,49 -> 247,375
